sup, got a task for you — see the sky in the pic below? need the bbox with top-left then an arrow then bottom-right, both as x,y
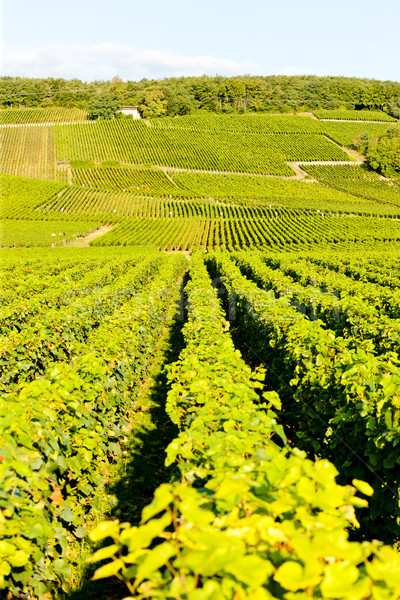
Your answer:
2,0 -> 400,83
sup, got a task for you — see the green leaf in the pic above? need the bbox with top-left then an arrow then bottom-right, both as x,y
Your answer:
74,525 -> 87,539
54,558 -> 71,579
0,561 -> 11,577
120,513 -> 171,552
60,506 -> 75,523
263,391 -> 281,411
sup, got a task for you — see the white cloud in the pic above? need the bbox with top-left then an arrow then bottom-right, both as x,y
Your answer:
277,66 -> 329,77
2,43 -> 261,81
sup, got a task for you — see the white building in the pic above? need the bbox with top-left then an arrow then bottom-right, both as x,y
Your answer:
117,106 -> 141,119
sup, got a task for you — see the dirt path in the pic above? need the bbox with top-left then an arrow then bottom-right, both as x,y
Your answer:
342,147 -> 366,162
165,165 -> 292,179
288,159 -> 363,180
297,160 -> 364,166
319,118 -> 396,124
162,168 -> 181,188
297,112 -> 319,120
65,225 -> 114,247
287,163 -> 318,180
57,153 -> 365,184
164,250 -> 191,259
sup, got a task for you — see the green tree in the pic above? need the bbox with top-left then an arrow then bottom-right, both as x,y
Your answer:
138,89 -> 168,118
353,131 -> 372,154
109,76 -> 126,100
367,128 -> 400,176
87,92 -> 121,120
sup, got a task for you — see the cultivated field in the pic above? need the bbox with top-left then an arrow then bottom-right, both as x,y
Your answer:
1,107 -> 400,599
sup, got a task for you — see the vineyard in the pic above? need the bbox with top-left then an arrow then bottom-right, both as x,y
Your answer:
0,219 -> 99,247
0,107 -> 88,125
2,106 -> 400,599
302,164 -> 400,207
89,213 -> 400,251
2,247 -> 400,598
312,109 -> 397,122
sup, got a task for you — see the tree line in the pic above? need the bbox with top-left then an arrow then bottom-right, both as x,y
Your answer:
355,128 -> 400,176
1,74 -> 400,118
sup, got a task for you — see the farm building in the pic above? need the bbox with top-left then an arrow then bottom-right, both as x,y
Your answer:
117,106 -> 141,119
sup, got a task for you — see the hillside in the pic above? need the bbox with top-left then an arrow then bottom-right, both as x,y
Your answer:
1,108 -> 400,249
2,107 -> 400,599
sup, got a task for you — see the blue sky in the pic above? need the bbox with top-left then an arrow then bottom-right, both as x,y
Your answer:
2,0 -> 400,82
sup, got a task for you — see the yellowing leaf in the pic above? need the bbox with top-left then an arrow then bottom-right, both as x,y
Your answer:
89,544 -> 120,563
135,542 -> 175,586
274,561 -> 321,592
352,479 -> 374,497
91,558 -> 124,580
49,486 -> 63,506
89,520 -> 120,542
321,562 -> 359,597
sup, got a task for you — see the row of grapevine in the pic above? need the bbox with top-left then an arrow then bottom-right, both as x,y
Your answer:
36,161 -> 400,218
91,212 -> 400,250
151,112 -> 325,133
9,175 -> 386,223
172,169 -> 386,208
55,120 -> 357,175
207,251 -> 400,543
0,253 -> 133,323
0,107 -> 88,125
40,186 -> 339,221
1,254 -> 159,391
55,120 -> 298,175
258,133 -> 351,161
262,251 -> 400,320
152,112 -> 398,148
312,109 -> 397,122
0,250 -> 188,595
232,250 -> 400,356
321,121 -> 398,147
0,174 -> 66,218
303,164 -> 400,207
71,165 -> 189,196
2,174 -> 400,249
307,253 -> 400,290
0,125 -> 67,181
0,219 -> 99,247
88,216 -> 328,250
88,253 -> 400,598
1,113 -> 397,187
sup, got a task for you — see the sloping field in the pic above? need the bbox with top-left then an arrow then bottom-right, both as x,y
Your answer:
303,164 -> 400,207
2,108 -> 400,598
312,109 -> 397,121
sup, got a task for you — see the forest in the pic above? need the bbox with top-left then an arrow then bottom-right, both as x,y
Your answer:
1,74 -> 400,118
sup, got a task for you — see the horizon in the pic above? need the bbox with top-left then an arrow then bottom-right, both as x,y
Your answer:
1,73 -> 400,85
